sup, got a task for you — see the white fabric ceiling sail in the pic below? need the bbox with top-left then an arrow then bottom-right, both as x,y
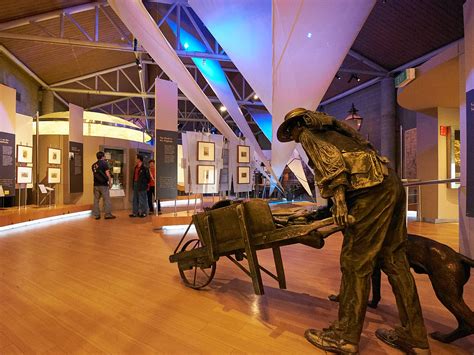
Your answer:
189,0 -> 272,112
271,0 -> 376,178
287,149 -> 313,198
191,0 -> 375,180
107,0 -> 238,145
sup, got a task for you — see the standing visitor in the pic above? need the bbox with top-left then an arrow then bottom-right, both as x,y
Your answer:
147,160 -> 162,215
130,154 -> 150,218
91,151 -> 116,220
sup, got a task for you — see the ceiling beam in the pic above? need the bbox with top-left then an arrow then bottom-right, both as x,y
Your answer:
51,63 -> 137,87
348,49 -> 388,73
319,77 -> 383,106
337,67 -> 387,77
0,1 -> 106,31
389,38 -> 464,74
49,87 -> 153,98
175,49 -> 230,61
0,32 -> 142,53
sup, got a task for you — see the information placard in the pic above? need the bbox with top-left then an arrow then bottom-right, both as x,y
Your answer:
155,129 -> 178,200
69,141 -> 83,193
467,89 -> 474,217
0,132 -> 15,196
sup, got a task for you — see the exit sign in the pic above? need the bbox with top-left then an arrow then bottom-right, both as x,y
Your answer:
440,125 -> 448,136
395,68 -> 416,88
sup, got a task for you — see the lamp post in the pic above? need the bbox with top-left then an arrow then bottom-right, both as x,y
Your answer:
344,103 -> 363,131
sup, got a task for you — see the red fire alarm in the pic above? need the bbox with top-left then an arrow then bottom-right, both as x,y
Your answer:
440,125 -> 448,136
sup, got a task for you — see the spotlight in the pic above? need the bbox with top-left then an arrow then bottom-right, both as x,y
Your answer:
335,73 -> 341,80
348,74 -> 360,83
253,94 -> 259,100
219,105 -> 227,112
307,32 -> 312,38
183,42 -> 189,49
135,58 -> 143,72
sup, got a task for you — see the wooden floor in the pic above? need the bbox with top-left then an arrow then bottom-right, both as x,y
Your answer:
0,210 -> 473,354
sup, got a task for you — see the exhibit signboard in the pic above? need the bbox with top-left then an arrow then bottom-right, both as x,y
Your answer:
467,89 -> 474,217
69,141 -> 84,193
0,131 -> 15,196
156,129 -> 178,200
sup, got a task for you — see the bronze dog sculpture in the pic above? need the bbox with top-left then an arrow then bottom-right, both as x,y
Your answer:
330,234 -> 474,343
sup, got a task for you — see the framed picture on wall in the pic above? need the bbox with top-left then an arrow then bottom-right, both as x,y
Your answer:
48,147 -> 62,165
237,166 -> 251,184
17,145 -> 33,164
197,165 -> 215,185
237,145 -> 250,163
17,166 -> 32,184
197,141 -> 215,161
48,167 -> 61,184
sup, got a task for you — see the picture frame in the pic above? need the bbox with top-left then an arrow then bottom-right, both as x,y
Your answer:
48,167 -> 61,184
48,147 -> 62,165
17,145 -> 33,163
197,165 -> 215,185
237,166 -> 251,184
197,141 -> 215,162
237,145 -> 250,163
17,166 -> 33,184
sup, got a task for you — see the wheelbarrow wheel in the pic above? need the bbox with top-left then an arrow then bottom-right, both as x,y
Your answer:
178,239 -> 216,289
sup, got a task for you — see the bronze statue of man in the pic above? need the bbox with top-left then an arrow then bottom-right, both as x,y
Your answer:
277,108 -> 430,354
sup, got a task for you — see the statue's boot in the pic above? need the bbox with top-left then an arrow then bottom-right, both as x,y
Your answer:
376,328 -> 431,355
304,328 -> 359,354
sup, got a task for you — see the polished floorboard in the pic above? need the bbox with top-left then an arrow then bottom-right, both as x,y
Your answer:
0,210 -> 473,354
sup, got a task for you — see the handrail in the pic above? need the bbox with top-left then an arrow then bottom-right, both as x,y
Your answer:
403,178 -> 460,187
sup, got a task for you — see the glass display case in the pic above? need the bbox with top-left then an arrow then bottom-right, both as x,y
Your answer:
103,147 -> 125,193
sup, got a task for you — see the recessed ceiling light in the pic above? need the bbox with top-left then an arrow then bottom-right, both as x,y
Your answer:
307,32 -> 312,38
253,94 -> 259,100
219,105 -> 227,112
183,42 -> 189,49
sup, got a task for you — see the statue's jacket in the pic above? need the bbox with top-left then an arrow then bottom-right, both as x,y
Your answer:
299,113 -> 389,198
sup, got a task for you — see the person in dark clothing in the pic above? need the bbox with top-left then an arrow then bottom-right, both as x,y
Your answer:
91,151 -> 116,220
147,160 -> 161,215
130,154 -> 150,218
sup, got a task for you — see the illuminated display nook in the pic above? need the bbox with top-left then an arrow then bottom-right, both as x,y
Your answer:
33,111 -> 152,144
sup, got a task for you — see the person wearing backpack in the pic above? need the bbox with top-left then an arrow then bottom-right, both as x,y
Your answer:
129,154 -> 150,218
91,151 -> 116,220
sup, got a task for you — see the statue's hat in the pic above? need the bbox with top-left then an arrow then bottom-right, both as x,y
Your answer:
276,107 -> 310,142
